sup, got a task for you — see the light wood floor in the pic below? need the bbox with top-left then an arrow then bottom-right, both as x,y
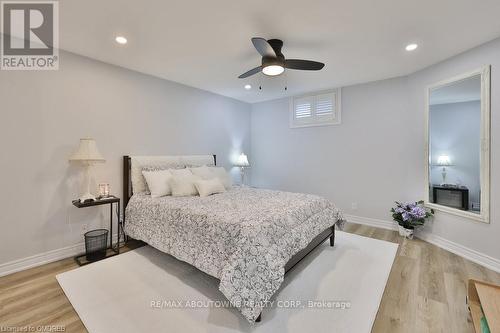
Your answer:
1,224 -> 499,332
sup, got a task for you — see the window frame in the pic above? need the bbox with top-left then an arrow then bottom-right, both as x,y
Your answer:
289,88 -> 342,128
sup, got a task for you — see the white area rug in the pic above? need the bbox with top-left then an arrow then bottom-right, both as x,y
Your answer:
57,231 -> 398,333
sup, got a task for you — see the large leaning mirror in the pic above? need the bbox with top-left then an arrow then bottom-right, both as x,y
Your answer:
425,66 -> 491,223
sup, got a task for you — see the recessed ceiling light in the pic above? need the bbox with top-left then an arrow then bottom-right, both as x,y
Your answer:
405,43 -> 418,51
115,36 -> 128,45
262,65 -> 285,76
244,84 -> 252,90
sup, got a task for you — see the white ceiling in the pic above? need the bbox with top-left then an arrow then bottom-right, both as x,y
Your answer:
56,0 -> 500,103
430,75 -> 481,105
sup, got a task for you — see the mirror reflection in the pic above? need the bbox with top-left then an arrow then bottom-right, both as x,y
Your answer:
428,75 -> 481,213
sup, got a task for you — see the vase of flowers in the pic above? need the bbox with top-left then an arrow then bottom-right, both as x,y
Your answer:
390,201 -> 434,239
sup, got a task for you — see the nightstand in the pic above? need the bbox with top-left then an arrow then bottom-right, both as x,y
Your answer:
72,196 -> 121,266
432,185 -> 469,210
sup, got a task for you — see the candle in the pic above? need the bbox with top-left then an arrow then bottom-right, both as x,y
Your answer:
98,183 -> 110,198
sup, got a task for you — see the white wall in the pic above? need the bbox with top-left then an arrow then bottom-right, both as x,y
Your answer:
0,50 -> 251,266
251,37 -> 500,262
251,77 -> 414,218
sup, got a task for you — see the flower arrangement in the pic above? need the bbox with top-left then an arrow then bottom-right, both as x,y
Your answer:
391,201 -> 434,234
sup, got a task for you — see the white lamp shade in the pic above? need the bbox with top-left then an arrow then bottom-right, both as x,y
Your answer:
69,138 -> 105,162
437,155 -> 451,166
234,153 -> 250,167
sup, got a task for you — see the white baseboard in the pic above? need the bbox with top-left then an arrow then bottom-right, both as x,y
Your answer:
417,232 -> 500,274
0,234 -> 119,277
345,214 -> 500,273
344,214 -> 399,231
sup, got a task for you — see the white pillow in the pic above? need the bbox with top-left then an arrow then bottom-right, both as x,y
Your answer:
142,170 -> 173,198
189,165 -> 214,180
170,168 -> 193,177
189,165 -> 232,189
209,167 -> 233,189
194,178 -> 226,197
170,175 -> 200,197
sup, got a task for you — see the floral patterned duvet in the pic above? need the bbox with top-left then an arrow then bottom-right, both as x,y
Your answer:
125,187 -> 344,322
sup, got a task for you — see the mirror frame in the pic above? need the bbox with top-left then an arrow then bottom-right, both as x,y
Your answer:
424,65 -> 491,223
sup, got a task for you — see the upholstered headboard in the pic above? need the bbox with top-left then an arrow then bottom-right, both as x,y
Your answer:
123,155 -> 216,209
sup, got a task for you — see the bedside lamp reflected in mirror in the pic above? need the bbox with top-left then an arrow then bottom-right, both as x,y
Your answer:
437,155 -> 452,185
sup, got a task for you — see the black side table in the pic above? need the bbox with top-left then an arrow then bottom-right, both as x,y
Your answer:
72,196 -> 121,265
432,185 -> 469,210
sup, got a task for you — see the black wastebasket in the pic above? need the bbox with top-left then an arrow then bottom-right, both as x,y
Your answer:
84,229 -> 108,261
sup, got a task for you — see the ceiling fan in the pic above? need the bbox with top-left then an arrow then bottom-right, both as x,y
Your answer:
238,37 -> 325,79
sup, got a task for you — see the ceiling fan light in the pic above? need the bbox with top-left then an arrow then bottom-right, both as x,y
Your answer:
115,36 -> 128,45
262,65 -> 284,76
405,43 -> 418,51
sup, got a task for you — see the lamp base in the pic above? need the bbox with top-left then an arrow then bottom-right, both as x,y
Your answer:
240,167 -> 245,186
78,192 -> 96,203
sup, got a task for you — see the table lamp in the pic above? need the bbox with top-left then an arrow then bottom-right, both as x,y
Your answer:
69,138 -> 105,202
234,153 -> 250,186
437,155 -> 452,185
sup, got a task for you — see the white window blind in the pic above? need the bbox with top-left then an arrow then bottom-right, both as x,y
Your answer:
315,93 -> 335,119
290,89 -> 341,128
293,97 -> 313,119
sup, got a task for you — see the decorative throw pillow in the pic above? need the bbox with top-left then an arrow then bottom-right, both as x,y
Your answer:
142,170 -> 173,198
141,166 -> 186,193
170,168 -> 193,178
194,178 -> 226,197
170,175 -> 200,197
209,167 -> 233,189
142,165 -> 185,172
189,165 -> 215,180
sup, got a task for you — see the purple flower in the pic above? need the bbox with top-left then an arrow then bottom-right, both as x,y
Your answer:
392,200 -> 433,227
405,202 -> 416,210
411,206 -> 426,219
402,211 -> 410,221
395,207 -> 405,214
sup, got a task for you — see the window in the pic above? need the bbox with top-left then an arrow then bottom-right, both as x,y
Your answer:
289,89 -> 341,128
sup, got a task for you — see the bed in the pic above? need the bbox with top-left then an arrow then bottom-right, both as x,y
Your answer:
122,155 -> 344,323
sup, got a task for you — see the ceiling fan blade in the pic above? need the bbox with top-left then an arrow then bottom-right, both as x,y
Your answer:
285,59 -> 325,70
238,66 -> 261,78
251,37 -> 276,57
